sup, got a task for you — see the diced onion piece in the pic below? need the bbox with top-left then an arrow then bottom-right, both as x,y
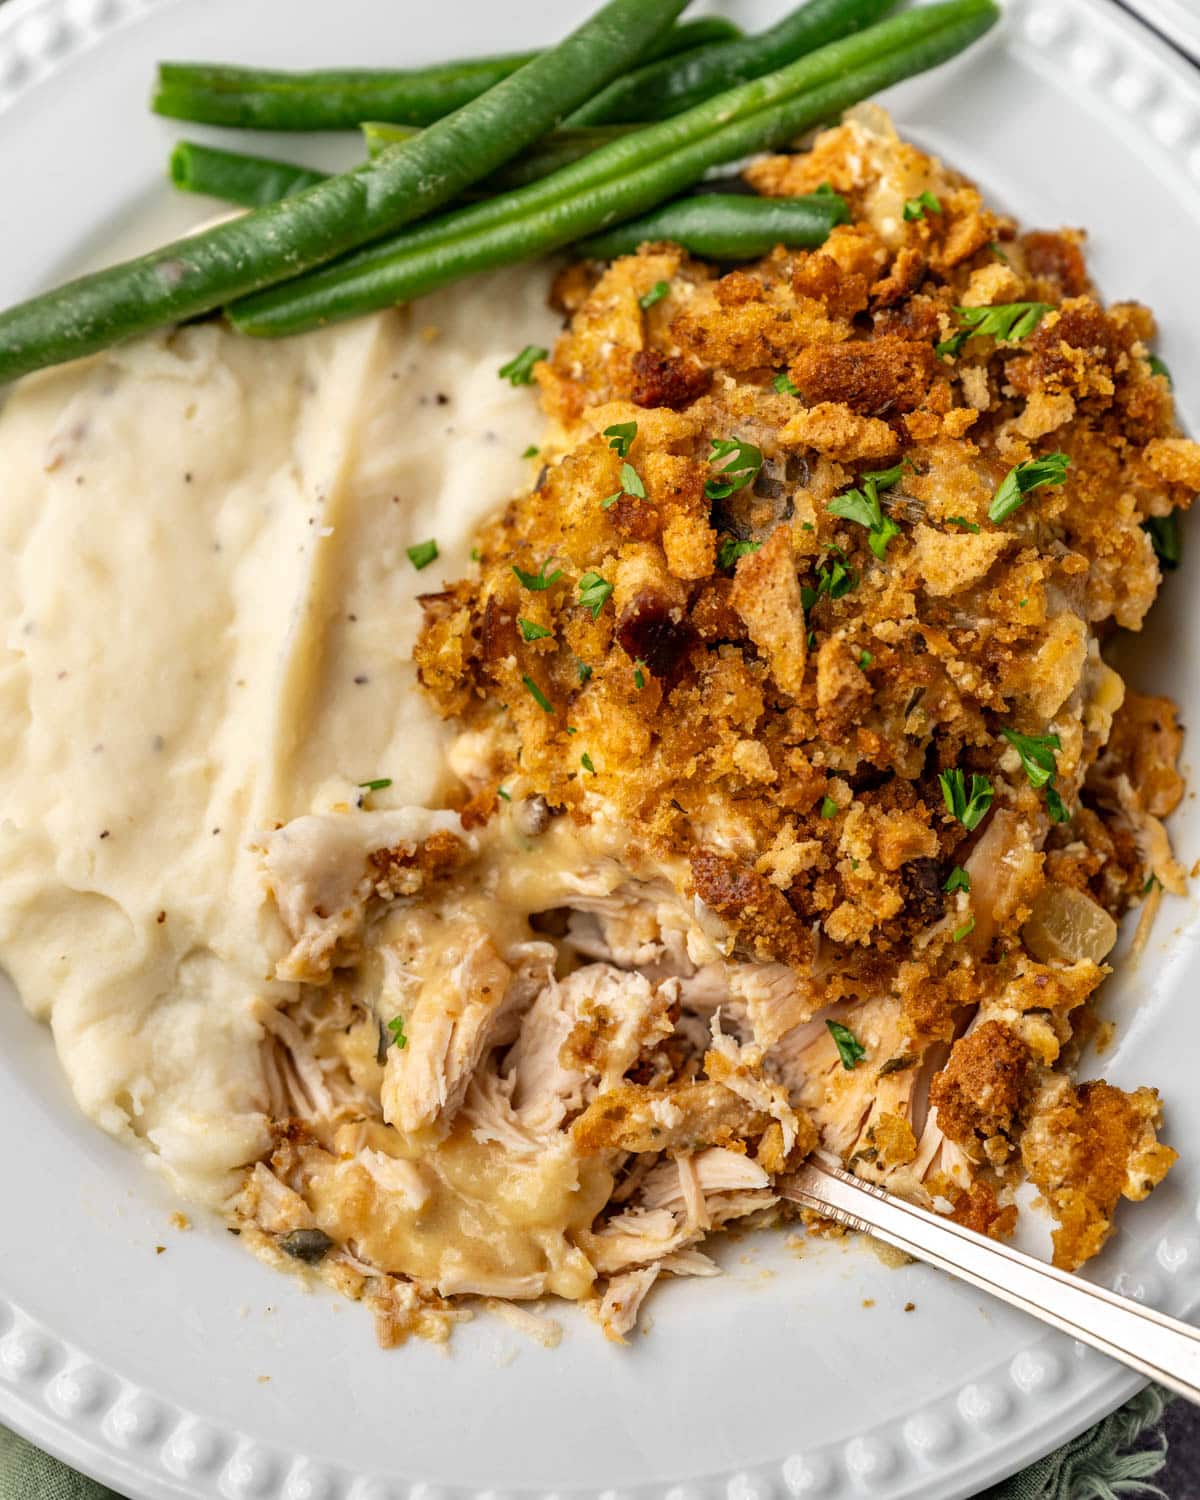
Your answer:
1022,884 -> 1118,965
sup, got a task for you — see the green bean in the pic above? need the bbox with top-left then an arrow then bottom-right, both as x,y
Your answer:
151,17 -> 740,131
569,0 -> 897,126
169,141 -> 329,209
230,1 -> 999,338
0,0 -> 688,384
574,193 -> 850,260
169,127 -> 639,213
363,122 -> 637,191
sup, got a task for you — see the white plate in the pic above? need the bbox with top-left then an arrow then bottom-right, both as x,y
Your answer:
1126,0 -> 1200,61
1,2 -> 1199,1498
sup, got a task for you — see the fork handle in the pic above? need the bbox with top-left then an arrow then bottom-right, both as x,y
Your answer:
784,1160 -> 1200,1405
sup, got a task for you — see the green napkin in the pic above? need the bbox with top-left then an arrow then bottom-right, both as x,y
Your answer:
0,1428 -> 122,1500
0,1386 -> 1172,1500
981,1385 -> 1170,1500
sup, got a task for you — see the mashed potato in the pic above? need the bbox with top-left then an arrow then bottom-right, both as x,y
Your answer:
0,268 -> 556,1204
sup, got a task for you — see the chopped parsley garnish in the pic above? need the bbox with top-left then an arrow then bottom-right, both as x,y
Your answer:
576,659 -> 593,684
470,547 -> 481,561
938,769 -> 993,830
952,915 -> 976,943
633,660 -> 647,691
518,618 -> 552,642
578,570 -> 613,620
1144,873 -> 1162,894
988,452 -> 1070,525
704,436 -> 763,501
878,1054 -> 916,1077
498,344 -> 548,385
826,1020 -> 865,1071
1144,513 -> 1181,570
936,302 -> 1053,360
717,536 -> 763,570
522,444 -> 540,458
945,515 -> 980,533
801,554 -> 858,611
513,556 -> 563,591
522,675 -> 554,714
406,538 -> 438,570
903,190 -> 941,221
620,462 -> 646,498
639,280 -> 670,311
1045,784 -> 1071,824
581,752 -> 596,774
1148,354 -> 1172,386
566,726 -> 578,735
357,777 -> 393,793
601,459 -> 647,509
819,795 -> 839,819
1001,728 -> 1059,789
386,1015 -> 407,1049
497,787 -> 511,801
773,372 -> 799,396
858,650 -> 873,670
989,241 -> 1010,263
1001,728 -> 1072,825
604,422 -> 638,459
827,463 -> 904,560
943,866 -> 970,894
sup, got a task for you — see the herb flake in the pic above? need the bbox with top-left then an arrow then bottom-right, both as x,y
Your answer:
903,189 -> 941,221
357,777 -> 392,793
639,280 -> 670,311
936,302 -> 1053,360
522,675 -> 554,714
827,1020 -> 865,1071
943,866 -> 970,894
773,372 -> 799,396
578,570 -> 613,620
406,538 -> 438,570
1001,728 -> 1060,790
604,422 -> 638,459
827,463 -> 905,560
939,769 -> 993,830
988,452 -> 1070,524
498,344 -> 548,385
704,436 -> 763,501
581,752 -> 596,774
518,618 -> 552,642
717,536 -> 763,570
513,556 -> 563,592
386,1015 -> 407,1049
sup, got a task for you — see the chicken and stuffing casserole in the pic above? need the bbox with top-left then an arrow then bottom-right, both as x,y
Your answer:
208,111 -> 1197,1345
